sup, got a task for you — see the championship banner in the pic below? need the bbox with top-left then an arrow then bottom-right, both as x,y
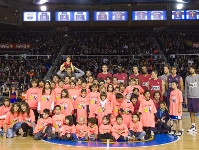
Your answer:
0,44 -> 31,49
192,42 -> 199,48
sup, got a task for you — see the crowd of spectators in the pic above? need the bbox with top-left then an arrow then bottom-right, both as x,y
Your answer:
58,31 -> 162,77
0,29 -> 67,102
153,27 -> 199,79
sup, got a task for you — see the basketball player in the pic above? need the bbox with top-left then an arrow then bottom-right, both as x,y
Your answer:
129,65 -> 141,82
160,65 -> 171,105
185,66 -> 199,132
97,64 -> 112,80
140,66 -> 151,90
113,65 -> 128,85
148,70 -> 165,100
166,66 -> 184,100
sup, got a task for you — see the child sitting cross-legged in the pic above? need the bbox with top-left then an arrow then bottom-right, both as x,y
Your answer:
59,116 -> 76,140
87,118 -> 98,141
128,114 -> 146,141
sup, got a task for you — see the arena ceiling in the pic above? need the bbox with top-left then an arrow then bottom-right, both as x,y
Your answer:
4,0 -> 196,5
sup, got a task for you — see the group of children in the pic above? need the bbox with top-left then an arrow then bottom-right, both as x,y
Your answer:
0,76 -> 183,141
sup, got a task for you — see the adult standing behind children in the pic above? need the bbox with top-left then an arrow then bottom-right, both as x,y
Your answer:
185,66 -> 199,132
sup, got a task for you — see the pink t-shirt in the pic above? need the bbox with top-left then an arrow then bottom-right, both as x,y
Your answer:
25,88 -> 41,109
169,89 -> 183,116
139,99 -> 157,127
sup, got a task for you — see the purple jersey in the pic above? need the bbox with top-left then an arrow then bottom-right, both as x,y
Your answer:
60,13 -> 69,21
98,12 -> 107,20
40,13 -> 49,21
76,12 -> 85,21
151,11 -> 163,20
135,11 -> 147,20
172,11 -> 184,19
186,10 -> 199,19
112,12 -> 125,20
167,75 -> 181,97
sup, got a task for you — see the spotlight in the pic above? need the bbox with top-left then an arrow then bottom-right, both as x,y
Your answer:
40,5 -> 47,11
176,3 -> 183,9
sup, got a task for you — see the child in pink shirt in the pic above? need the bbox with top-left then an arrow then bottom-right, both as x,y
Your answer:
119,83 -> 127,97
112,77 -> 119,89
107,84 -> 114,102
120,94 -> 134,128
98,115 -> 112,139
4,102 -> 22,138
129,114 -> 146,141
53,80 -> 64,105
21,102 -> 35,137
63,76 -> 71,90
59,89 -> 74,116
34,109 -> 52,140
88,84 -> 100,118
111,93 -> 123,125
139,89 -> 157,139
169,81 -> 183,136
95,92 -> 112,126
87,118 -> 98,141
79,80 -> 90,95
74,89 -> 89,124
111,115 -> 129,141
0,97 -> 11,136
37,81 -> 55,117
74,116 -> 88,141
59,116 -> 76,140
25,79 -> 40,122
68,80 -> 80,108
51,105 -> 65,139
125,78 -> 136,94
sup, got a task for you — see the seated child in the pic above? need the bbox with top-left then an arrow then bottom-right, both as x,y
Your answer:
59,116 -> 76,140
74,116 -> 88,141
111,115 -> 129,141
0,97 -> 11,136
34,109 -> 52,140
87,118 -> 98,141
156,101 -> 170,134
98,115 -> 112,139
4,102 -> 22,138
52,105 -> 65,139
129,114 -> 146,141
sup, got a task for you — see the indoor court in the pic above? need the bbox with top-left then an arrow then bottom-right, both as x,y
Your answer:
0,0 -> 199,150
1,116 -> 198,150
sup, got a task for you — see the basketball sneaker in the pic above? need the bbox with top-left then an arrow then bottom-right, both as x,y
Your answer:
168,130 -> 176,135
187,125 -> 197,132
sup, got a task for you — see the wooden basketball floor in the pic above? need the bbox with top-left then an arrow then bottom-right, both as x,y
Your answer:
0,116 -> 198,150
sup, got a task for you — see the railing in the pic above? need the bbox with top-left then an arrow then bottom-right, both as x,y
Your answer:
168,54 -> 199,59
0,55 -> 51,60
61,54 -> 163,61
